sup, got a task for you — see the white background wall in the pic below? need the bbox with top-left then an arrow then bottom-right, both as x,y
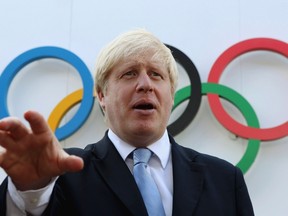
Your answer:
0,0 -> 287,215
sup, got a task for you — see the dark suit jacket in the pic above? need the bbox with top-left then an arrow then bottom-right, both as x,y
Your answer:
0,133 -> 254,216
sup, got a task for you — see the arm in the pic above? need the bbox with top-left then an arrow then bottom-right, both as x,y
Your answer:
6,177 -> 57,216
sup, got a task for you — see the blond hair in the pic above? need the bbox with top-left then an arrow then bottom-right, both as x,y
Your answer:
94,29 -> 178,96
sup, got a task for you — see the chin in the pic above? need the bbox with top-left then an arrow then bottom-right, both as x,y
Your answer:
133,125 -> 156,135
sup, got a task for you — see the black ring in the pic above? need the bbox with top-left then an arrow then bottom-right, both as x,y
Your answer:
166,44 -> 202,136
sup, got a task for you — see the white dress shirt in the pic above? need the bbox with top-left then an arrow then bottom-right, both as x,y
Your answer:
108,129 -> 173,216
6,129 -> 174,216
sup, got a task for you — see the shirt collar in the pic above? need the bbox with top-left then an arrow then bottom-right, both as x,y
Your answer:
108,129 -> 171,169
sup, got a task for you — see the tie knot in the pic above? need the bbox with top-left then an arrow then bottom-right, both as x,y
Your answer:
133,148 -> 152,165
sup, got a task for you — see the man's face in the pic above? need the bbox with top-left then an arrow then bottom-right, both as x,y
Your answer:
97,49 -> 174,147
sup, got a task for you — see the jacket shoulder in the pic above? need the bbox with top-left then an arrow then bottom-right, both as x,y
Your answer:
171,136 -> 238,174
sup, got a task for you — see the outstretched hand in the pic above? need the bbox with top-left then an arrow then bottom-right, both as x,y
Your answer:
0,110 -> 84,191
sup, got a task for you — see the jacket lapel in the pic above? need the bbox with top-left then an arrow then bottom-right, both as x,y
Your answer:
0,178 -> 7,216
170,137 -> 205,216
89,133 -> 205,216
90,134 -> 148,216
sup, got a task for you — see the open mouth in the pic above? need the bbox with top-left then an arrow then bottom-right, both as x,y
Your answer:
133,103 -> 155,110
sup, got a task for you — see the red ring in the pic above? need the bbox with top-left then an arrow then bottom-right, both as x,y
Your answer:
207,38 -> 288,141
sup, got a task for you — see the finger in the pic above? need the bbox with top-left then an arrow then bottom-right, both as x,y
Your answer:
0,117 -> 30,140
65,155 -> 84,172
0,145 -> 6,153
0,130 -> 17,150
58,152 -> 84,173
0,146 -> 6,165
24,110 -> 52,134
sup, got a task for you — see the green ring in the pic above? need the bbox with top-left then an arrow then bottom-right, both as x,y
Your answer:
173,83 -> 260,174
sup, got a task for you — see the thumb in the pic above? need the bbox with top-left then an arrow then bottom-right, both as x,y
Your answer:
59,153 -> 84,173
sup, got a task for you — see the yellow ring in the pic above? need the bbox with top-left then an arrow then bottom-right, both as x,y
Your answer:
48,89 -> 96,132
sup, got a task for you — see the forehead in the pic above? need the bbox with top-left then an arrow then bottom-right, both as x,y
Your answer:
117,49 -> 167,68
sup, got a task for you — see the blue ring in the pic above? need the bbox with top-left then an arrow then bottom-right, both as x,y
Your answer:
0,46 -> 94,140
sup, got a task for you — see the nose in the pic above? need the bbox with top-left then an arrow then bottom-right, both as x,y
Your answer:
136,72 -> 153,93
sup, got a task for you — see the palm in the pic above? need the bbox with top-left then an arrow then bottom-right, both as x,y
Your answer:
0,111 -> 83,190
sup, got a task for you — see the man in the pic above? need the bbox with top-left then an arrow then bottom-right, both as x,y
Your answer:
0,29 -> 254,215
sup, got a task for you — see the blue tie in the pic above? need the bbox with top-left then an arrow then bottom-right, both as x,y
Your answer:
133,148 -> 165,216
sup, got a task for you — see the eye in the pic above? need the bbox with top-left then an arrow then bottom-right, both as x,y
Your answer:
121,71 -> 137,78
149,71 -> 163,79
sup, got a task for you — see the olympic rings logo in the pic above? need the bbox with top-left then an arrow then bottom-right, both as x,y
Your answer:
0,38 -> 287,174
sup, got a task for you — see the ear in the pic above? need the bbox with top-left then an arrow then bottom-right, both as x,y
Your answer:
97,90 -> 106,111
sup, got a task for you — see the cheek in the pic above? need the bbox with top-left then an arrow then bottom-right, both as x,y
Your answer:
161,94 -> 174,112
167,97 -> 174,111
164,86 -> 174,105
105,90 -> 127,111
